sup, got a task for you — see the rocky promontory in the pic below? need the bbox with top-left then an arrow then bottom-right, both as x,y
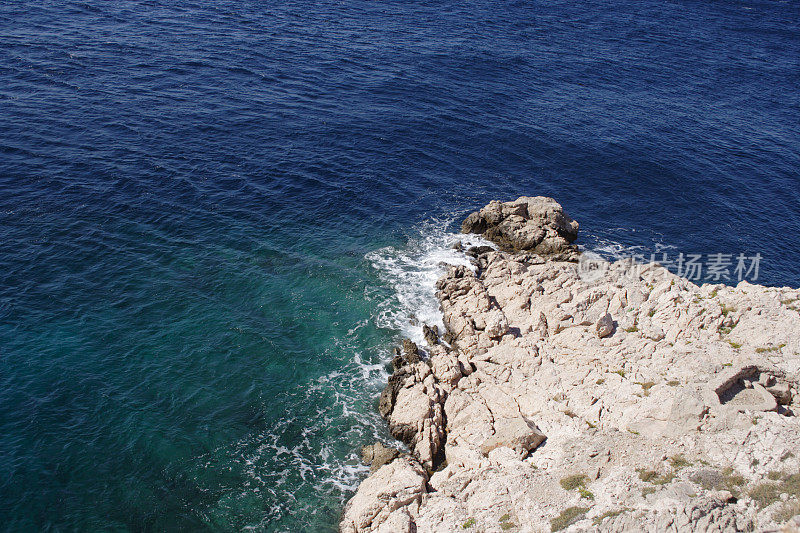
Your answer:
341,197 -> 800,532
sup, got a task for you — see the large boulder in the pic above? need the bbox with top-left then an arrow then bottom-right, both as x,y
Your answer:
339,456 -> 427,533
461,196 -> 579,260
479,417 -> 546,458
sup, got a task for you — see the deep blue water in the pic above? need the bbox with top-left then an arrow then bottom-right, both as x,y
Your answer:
1,0 -> 799,530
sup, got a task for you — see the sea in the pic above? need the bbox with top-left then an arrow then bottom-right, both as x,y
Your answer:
1,0 -> 798,530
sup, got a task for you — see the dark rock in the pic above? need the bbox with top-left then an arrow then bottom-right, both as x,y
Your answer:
461,196 -> 580,260
361,442 -> 401,473
388,421 -> 419,447
378,385 -> 394,418
446,265 -> 467,279
461,211 -> 487,234
390,347 -> 404,371
466,245 -> 494,257
767,383 -> 792,405
391,354 -> 404,371
422,324 -> 439,346
402,339 -> 420,364
379,369 -> 405,418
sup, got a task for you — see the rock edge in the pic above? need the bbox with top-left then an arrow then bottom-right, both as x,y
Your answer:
341,197 -> 800,533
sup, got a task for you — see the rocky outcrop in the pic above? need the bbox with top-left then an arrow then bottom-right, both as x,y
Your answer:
339,456 -> 428,533
342,197 -> 800,532
461,196 -> 580,260
361,442 -> 401,473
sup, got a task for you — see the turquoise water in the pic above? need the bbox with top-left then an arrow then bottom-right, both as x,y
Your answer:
1,0 -> 799,530
0,185 -> 482,530
1,198 -> 395,530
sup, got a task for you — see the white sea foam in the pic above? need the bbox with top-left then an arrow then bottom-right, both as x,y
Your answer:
205,220 -> 495,531
366,218 -> 494,345
582,233 -> 676,261
200,328 -> 390,531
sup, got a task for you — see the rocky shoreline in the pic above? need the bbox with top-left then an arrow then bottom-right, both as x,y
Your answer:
341,197 -> 800,532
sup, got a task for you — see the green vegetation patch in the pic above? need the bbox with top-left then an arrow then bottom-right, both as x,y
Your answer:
756,343 -> 786,353
637,381 -> 656,391
747,471 -> 800,509
551,507 -> 589,532
692,467 -> 746,497
499,513 -> 515,530
749,483 -> 781,509
637,468 -> 674,485
560,474 -> 589,491
670,455 -> 691,469
593,509 -> 627,525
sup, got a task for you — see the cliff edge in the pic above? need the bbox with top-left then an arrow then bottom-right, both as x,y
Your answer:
341,197 -> 800,533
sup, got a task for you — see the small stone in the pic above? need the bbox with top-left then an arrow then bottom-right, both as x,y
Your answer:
595,313 -> 614,338
484,310 -> 509,339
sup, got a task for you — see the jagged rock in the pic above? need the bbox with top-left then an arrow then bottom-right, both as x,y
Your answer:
429,349 -> 462,390
466,245 -> 494,257
390,353 -> 404,372
595,312 -> 615,338
402,339 -> 420,364
378,386 -> 393,418
461,196 -> 579,259
388,386 -> 431,444
705,365 -> 780,412
483,309 -> 509,338
344,198 -> 800,533
378,359 -> 448,471
379,367 -> 409,418
361,442 -> 402,473
767,383 -> 792,405
339,456 -> 427,533
441,329 -> 457,346
422,324 -> 439,346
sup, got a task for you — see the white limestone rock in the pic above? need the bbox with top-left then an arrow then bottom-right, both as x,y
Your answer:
342,198 -> 800,533
339,456 -> 427,533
